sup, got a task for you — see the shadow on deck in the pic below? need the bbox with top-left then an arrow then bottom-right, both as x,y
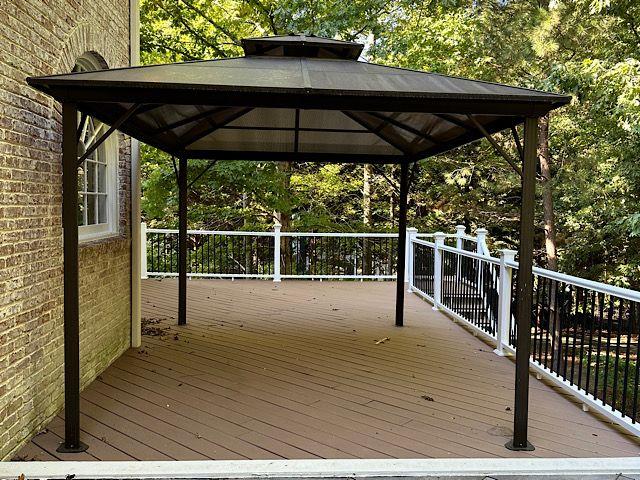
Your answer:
16,279 -> 640,460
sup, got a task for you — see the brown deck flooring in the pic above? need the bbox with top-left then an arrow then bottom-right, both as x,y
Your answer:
16,279 -> 640,461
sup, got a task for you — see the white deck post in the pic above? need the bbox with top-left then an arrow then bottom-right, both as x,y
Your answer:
406,227 -> 418,292
475,228 -> 488,292
455,225 -> 465,250
455,225 -> 465,280
494,249 -> 517,356
273,222 -> 282,282
476,227 -> 488,256
140,222 -> 148,279
433,232 -> 446,310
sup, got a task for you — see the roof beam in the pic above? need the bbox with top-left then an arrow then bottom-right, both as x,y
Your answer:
218,125 -> 369,133
76,103 -> 142,166
366,112 -> 441,145
177,107 -> 254,150
341,111 -> 412,155
466,115 -> 522,177
511,126 -> 524,162
153,106 -> 230,134
184,150 -> 403,164
187,160 -> 218,189
432,113 -> 473,130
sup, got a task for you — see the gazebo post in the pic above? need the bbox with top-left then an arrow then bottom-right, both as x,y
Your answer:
58,102 -> 88,453
178,156 -> 188,326
507,116 -> 539,452
395,162 -> 409,327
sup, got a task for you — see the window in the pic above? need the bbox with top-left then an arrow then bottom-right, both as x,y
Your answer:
73,54 -> 119,241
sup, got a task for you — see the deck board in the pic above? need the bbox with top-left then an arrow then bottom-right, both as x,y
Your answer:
16,279 -> 640,460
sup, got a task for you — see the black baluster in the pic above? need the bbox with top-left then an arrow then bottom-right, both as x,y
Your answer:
621,299 -> 633,418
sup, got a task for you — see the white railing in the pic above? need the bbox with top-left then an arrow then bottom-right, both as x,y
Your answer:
141,222 -> 483,282
409,229 -> 640,438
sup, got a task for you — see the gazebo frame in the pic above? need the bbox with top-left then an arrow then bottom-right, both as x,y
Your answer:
29,34 -> 570,455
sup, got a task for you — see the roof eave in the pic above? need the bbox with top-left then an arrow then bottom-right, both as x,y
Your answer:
26,79 -> 570,117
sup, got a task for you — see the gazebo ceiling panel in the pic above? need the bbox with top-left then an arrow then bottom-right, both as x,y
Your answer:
226,108 -> 296,129
299,109 -> 368,131
28,34 -> 570,162
297,130 -> 403,155
188,128 -> 296,152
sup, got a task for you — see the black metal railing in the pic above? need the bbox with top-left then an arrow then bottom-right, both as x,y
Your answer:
280,235 -> 397,277
147,231 -> 274,276
440,249 -> 499,335
412,242 -> 435,297
462,238 -> 478,252
147,231 -> 179,274
510,272 -> 640,422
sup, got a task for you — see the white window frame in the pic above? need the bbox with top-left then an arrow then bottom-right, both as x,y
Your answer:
74,53 -> 120,242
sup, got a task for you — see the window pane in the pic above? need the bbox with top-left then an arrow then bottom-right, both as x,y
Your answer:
87,161 -> 96,192
77,166 -> 85,192
97,163 -> 106,193
77,194 -> 84,225
87,194 -> 96,225
98,195 -> 107,224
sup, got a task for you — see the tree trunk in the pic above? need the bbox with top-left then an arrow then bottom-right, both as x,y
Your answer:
363,164 -> 373,275
276,161 -> 292,274
538,114 -> 562,371
538,115 -> 558,272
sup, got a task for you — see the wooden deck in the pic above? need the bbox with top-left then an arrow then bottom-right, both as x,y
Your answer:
16,279 -> 640,461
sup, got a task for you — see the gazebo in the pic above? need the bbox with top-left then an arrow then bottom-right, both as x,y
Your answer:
27,34 -> 570,454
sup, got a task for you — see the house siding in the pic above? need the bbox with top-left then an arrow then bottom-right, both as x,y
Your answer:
0,0 -> 132,460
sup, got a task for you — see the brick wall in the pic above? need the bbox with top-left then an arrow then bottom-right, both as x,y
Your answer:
0,0 -> 132,459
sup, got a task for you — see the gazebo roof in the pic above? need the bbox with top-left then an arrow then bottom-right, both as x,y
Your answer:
27,34 -> 570,163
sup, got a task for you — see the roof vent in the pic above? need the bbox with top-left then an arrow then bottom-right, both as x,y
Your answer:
241,34 -> 363,60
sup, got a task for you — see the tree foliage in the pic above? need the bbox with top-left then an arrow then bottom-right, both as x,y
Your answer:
140,0 -> 640,286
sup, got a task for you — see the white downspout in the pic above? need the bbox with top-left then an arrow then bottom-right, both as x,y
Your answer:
130,0 -> 142,348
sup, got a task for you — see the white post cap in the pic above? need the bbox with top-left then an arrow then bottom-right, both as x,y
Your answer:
434,231 -> 446,243
499,249 -> 518,261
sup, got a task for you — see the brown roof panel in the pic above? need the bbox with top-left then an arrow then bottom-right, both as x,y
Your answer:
26,35 -> 570,162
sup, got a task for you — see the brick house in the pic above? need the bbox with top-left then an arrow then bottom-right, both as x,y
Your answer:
0,0 -> 142,459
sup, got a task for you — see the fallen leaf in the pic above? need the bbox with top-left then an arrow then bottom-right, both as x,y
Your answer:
374,337 -> 390,345
420,395 -> 435,402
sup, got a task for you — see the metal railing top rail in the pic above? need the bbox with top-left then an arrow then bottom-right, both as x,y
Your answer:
504,259 -> 640,304
412,238 -> 435,248
412,238 -> 499,265
147,227 -> 275,236
415,233 -> 476,240
148,227 -> 481,241
439,243 -> 500,264
280,232 -> 398,238
147,228 -> 400,238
